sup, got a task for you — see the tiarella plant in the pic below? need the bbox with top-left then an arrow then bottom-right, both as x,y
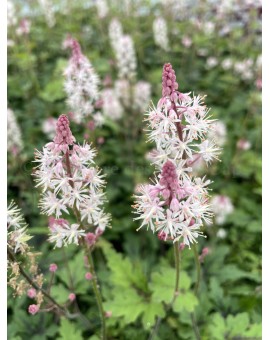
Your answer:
63,36 -> 100,124
33,114 -> 111,338
133,63 -> 221,338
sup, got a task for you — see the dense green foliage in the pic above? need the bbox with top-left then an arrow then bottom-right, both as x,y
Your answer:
8,1 -> 261,339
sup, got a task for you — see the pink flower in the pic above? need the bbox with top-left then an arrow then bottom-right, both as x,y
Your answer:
85,272 -> 93,280
49,263 -> 58,272
27,288 -> 37,299
28,304 -> 39,315
69,293 -> 76,302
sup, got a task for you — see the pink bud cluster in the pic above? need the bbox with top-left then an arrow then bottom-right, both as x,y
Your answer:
53,114 -> 75,148
162,63 -> 179,98
134,63 -> 220,247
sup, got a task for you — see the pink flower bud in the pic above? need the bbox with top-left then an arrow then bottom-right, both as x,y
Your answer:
27,288 -> 37,299
170,197 -> 180,212
179,243 -> 186,251
85,272 -> 93,280
158,231 -> 168,241
85,233 -> 96,247
105,311 -> 112,318
28,304 -> 39,315
69,293 -> 76,302
49,263 -> 58,272
97,137 -> 105,145
202,247 -> 209,255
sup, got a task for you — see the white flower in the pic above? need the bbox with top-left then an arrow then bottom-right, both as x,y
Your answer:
95,0 -> 108,19
208,121 -> 227,147
42,118 -> 57,139
7,202 -> 32,253
217,228 -> 227,239
153,17 -> 169,51
115,35 -> 137,80
63,38 -> 100,123
101,88 -> 123,120
211,195 -> 234,225
7,108 -> 23,156
34,115 -> 111,246
134,63 -> 219,246
38,0 -> 55,27
133,81 -> 151,112
198,140 -> 221,164
109,19 -> 123,52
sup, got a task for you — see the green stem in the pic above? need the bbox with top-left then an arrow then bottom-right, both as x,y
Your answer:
85,247 -> 107,340
149,241 -> 181,340
190,244 -> 201,340
192,244 -> 201,296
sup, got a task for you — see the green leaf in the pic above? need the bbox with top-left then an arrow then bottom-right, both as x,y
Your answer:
57,318 -> 83,340
227,313 -> 249,337
150,266 -> 191,304
173,292 -> 198,313
207,313 -> 226,340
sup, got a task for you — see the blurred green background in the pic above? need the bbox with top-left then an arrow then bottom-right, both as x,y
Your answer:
7,0 -> 262,339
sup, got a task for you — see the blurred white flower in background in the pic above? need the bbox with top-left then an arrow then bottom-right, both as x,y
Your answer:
7,0 -> 17,27
101,89 -> 123,120
211,195 -> 234,225
109,19 -> 123,52
95,0 -> 108,19
7,108 -> 23,157
206,57 -> 218,69
133,81 -> 151,112
217,228 -> 227,239
221,58 -> 233,70
153,17 -> 169,51
42,117 -> 57,139
237,138 -> 251,151
208,121 -> 227,147
38,0 -> 55,28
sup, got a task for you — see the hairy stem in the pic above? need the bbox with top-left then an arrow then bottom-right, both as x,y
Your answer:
190,244 -> 201,340
149,241 -> 181,340
85,247 -> 107,340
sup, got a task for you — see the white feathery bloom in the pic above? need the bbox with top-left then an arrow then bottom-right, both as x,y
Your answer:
34,114 -> 110,247
101,88 -> 123,120
153,17 -> 169,51
63,37 -> 100,123
38,0 -> 55,27
133,81 -> 151,112
211,195 -> 234,225
115,35 -> 137,80
95,0 -> 108,18
134,63 -> 220,247
7,201 -> 32,253
7,108 -> 23,156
